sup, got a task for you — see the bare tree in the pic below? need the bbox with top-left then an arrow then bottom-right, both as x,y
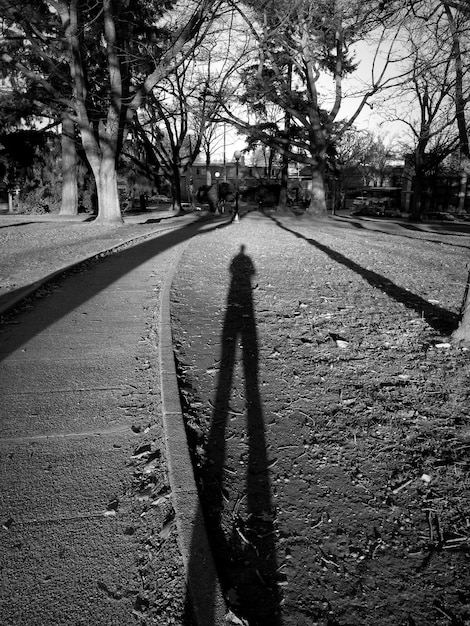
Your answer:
132,9 -> 252,210
216,0 -> 409,214
337,129 -> 399,188
376,0 -> 470,341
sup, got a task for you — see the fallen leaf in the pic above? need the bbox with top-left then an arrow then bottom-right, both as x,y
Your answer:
151,494 -> 171,507
159,518 -> 175,540
104,499 -> 119,516
142,450 -> 161,474
131,443 -> 152,459
137,486 -> 155,501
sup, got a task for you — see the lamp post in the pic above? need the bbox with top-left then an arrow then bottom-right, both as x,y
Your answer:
223,123 -> 227,182
233,150 -> 241,222
214,171 -> 221,213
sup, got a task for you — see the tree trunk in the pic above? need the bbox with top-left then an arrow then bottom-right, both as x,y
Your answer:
278,152 -> 289,209
444,4 -> 470,344
443,2 -> 470,159
59,115 -> 78,215
453,270 -> 470,344
61,0 -> 122,225
205,149 -> 212,186
92,153 -> 122,225
411,173 -> 424,221
458,171 -> 468,212
306,164 -> 327,215
279,61 -> 292,210
171,171 -> 183,212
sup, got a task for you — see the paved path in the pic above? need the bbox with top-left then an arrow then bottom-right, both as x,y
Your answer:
0,214 -> 228,626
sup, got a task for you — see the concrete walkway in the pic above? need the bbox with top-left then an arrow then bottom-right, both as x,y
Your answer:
0,214 -> 228,625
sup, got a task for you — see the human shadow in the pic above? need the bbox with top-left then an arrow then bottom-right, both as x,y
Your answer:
270,216 -> 459,335
186,246 -> 283,625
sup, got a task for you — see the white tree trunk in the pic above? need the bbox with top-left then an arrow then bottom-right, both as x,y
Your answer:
93,153 -> 122,225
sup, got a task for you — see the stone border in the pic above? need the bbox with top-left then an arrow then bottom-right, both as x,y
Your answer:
158,239 -> 228,626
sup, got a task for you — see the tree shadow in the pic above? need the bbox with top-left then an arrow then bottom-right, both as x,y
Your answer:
332,216 -> 470,250
0,221 -> 36,229
186,245 -> 283,626
0,216 -> 230,361
270,216 -> 459,335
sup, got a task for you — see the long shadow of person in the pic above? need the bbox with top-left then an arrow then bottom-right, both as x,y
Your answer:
191,245 -> 283,625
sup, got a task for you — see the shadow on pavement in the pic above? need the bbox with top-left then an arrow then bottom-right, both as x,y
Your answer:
186,245 -> 283,626
270,216 -> 459,335
0,216 -> 229,361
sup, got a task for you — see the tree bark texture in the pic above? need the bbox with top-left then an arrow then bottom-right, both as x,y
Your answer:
453,274 -> 470,344
91,153 -> 121,225
307,164 -> 327,215
59,114 -> 78,215
59,0 -> 122,224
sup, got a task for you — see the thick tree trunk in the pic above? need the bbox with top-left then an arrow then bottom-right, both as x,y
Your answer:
444,2 -> 470,160
92,153 -> 122,225
59,115 -> 78,215
62,0 -> 122,225
306,164 -> 327,215
453,276 -> 470,344
411,174 -> 424,221
170,172 -> 183,212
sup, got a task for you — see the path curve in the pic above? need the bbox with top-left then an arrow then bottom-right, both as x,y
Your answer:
0,213 -> 228,625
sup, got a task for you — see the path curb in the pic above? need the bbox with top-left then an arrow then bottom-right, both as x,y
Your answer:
158,240 -> 228,626
1,212 -> 229,624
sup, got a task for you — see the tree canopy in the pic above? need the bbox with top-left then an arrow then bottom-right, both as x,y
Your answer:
0,0 -> 468,220
0,0 -> 223,222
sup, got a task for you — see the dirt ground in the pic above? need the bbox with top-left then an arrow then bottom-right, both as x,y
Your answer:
171,210 -> 470,626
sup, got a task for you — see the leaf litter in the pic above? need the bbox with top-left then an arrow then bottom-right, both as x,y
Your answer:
171,213 -> 470,626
